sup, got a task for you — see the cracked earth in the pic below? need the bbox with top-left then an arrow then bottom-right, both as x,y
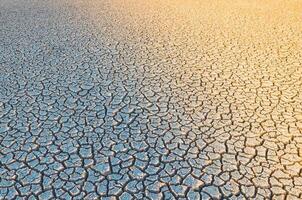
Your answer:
1,0 -> 302,199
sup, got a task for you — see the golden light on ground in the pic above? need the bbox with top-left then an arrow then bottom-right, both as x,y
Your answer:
1,0 -> 302,198
75,0 -> 302,197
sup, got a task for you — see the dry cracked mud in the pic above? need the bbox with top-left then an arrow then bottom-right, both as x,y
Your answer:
1,0 -> 302,199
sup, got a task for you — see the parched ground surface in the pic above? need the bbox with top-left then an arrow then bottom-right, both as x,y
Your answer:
1,0 -> 302,199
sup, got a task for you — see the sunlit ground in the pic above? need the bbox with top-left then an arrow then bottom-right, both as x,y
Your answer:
0,0 -> 302,199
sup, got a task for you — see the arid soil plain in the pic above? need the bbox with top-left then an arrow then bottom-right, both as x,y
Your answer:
1,0 -> 302,199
